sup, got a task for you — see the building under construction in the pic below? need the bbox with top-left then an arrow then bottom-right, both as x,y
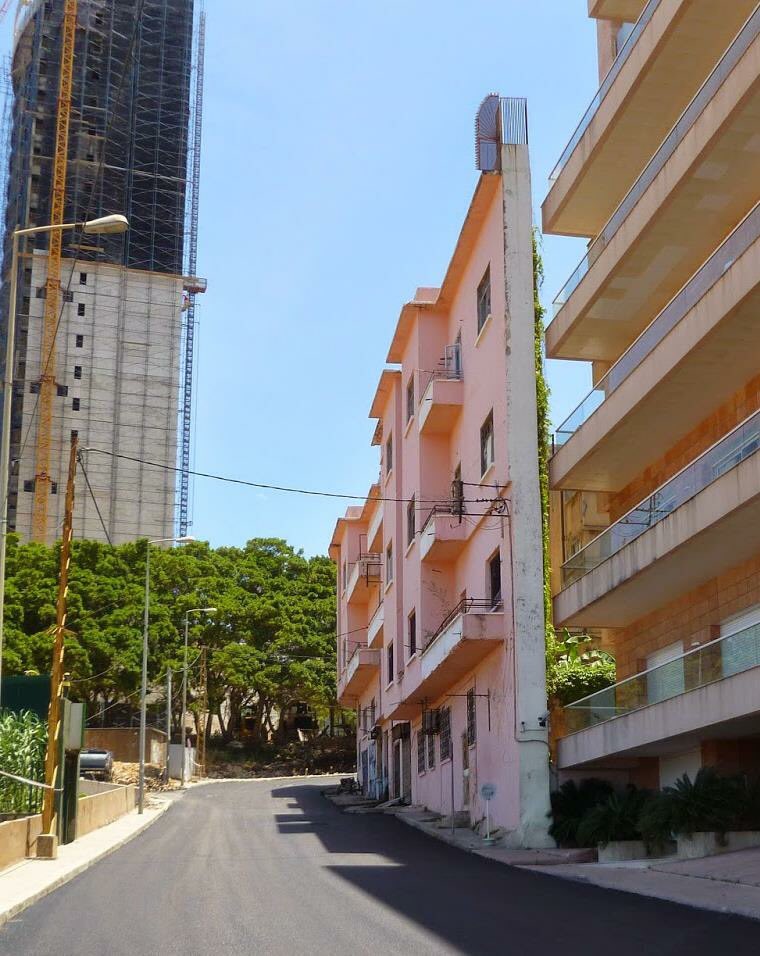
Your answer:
0,0 -> 205,543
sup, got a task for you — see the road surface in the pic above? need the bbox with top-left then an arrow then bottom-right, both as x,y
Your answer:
2,777 -> 760,955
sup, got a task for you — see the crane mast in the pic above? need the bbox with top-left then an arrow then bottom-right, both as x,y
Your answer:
31,0 -> 77,540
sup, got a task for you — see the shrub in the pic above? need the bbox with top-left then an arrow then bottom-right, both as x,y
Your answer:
548,777 -> 614,847
547,659 -> 617,706
638,768 -> 737,849
732,774 -> 760,831
576,787 -> 650,848
0,709 -> 47,814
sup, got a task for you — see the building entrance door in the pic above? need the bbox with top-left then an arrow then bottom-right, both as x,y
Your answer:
392,741 -> 401,799
462,732 -> 470,809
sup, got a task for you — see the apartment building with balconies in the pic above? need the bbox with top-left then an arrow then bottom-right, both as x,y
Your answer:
545,2 -> 760,788
331,97 -> 553,846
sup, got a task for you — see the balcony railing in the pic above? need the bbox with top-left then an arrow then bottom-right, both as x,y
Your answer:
419,343 -> 463,403
422,597 -> 502,654
549,0 -> 661,182
564,619 -> 760,733
554,201 -> 760,447
553,8 -> 760,315
357,552 -> 382,583
421,502 -> 464,533
561,409 -> 760,588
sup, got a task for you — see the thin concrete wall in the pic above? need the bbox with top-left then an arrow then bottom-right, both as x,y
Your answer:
84,727 -> 167,764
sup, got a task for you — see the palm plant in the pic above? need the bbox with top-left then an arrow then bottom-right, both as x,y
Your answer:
548,777 -> 614,847
576,787 -> 649,848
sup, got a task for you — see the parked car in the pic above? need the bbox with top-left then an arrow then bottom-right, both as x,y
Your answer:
79,748 -> 114,781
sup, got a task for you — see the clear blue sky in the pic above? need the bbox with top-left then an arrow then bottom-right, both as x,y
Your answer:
4,0 -> 600,556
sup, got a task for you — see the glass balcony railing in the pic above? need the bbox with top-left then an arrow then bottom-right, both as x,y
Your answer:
561,408 -> 760,587
548,0 -> 661,183
564,620 -> 760,734
553,8 -> 760,316
554,201 -> 760,447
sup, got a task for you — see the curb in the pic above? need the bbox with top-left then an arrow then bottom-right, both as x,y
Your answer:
0,798 -> 174,928
189,772 -> 346,786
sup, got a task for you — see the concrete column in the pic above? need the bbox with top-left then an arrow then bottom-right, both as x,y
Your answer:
500,141 -> 553,848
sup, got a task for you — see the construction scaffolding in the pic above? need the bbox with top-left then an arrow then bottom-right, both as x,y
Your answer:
0,0 -> 204,544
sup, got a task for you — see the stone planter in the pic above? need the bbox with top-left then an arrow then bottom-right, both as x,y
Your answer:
597,840 -> 648,863
676,831 -> 760,859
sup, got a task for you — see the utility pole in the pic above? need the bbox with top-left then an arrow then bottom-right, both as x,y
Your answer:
165,668 -> 172,783
197,647 -> 207,778
39,434 -> 77,856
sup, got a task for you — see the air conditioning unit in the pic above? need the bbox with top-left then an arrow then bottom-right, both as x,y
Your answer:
423,709 -> 441,736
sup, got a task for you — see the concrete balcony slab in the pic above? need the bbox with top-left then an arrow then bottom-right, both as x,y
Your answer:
418,377 -> 464,435
337,648 -> 381,706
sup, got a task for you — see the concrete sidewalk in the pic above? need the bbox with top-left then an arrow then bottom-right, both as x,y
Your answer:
383,802 -> 760,921
0,796 -> 174,927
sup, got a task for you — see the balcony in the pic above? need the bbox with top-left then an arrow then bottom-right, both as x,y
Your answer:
414,599 -> 503,703
337,647 -> 381,705
419,505 -> 468,562
418,344 -> 463,435
545,0 -> 758,238
367,600 -> 384,649
552,202 -> 760,492
547,9 -> 760,361
555,410 -> 760,627
367,501 -> 383,553
588,0 -> 647,18
559,620 -> 760,770
346,553 -> 382,605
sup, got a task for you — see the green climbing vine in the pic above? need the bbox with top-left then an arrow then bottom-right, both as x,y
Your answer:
533,232 -> 553,645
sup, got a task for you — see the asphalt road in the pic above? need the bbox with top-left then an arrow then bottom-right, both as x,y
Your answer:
3,777 -> 760,955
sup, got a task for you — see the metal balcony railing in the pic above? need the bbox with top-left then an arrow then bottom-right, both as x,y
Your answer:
549,0 -> 661,182
554,200 -> 760,447
422,597 -> 503,654
564,620 -> 760,734
561,408 -> 760,588
419,343 -> 463,405
421,502 -> 465,533
553,8 -> 760,316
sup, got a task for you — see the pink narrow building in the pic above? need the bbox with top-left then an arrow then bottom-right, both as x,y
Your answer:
330,97 -> 552,847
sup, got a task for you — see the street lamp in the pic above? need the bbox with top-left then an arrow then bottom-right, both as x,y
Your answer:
181,606 -> 217,785
139,535 -> 194,814
0,214 -> 129,708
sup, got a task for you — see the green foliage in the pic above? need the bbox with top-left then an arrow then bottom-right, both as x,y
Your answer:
548,777 -> 614,847
533,234 -> 552,641
0,709 -> 47,814
576,787 -> 650,848
3,536 -> 337,743
545,629 -> 616,705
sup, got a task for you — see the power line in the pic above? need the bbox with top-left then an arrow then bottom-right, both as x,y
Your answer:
83,448 -> 504,507
76,451 -> 112,545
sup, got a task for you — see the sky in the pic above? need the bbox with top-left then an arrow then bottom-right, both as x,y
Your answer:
3,0 -> 600,556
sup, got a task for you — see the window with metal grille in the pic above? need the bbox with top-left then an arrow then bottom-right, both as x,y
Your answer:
489,550 -> 502,607
477,265 -> 491,333
427,730 -> 436,769
385,434 -> 393,474
417,732 -> 426,774
386,643 -> 394,685
480,411 -> 494,476
466,689 -> 477,746
408,610 -> 416,657
407,495 -> 415,545
439,707 -> 452,761
386,542 -> 393,585
406,376 -> 414,423
63,291 -> 74,303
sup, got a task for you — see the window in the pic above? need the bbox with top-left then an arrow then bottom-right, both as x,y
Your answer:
385,542 -> 393,585
417,732 -> 426,774
427,730 -> 436,769
35,286 -> 46,299
63,291 -> 73,303
341,561 -> 347,591
23,479 -> 35,492
477,265 -> 491,333
79,272 -> 87,285
77,303 -> 85,316
386,643 -> 394,685
406,495 -> 415,545
406,376 -> 414,423
466,688 -> 477,746
74,366 -> 82,380
51,482 -> 58,495
488,550 -> 502,607
56,384 -> 68,397
75,334 -> 84,348
385,434 -> 393,475
408,610 -> 416,657
480,411 -> 494,476
70,429 -> 78,440
72,398 -> 80,411
439,707 -> 452,761
29,382 -> 40,394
